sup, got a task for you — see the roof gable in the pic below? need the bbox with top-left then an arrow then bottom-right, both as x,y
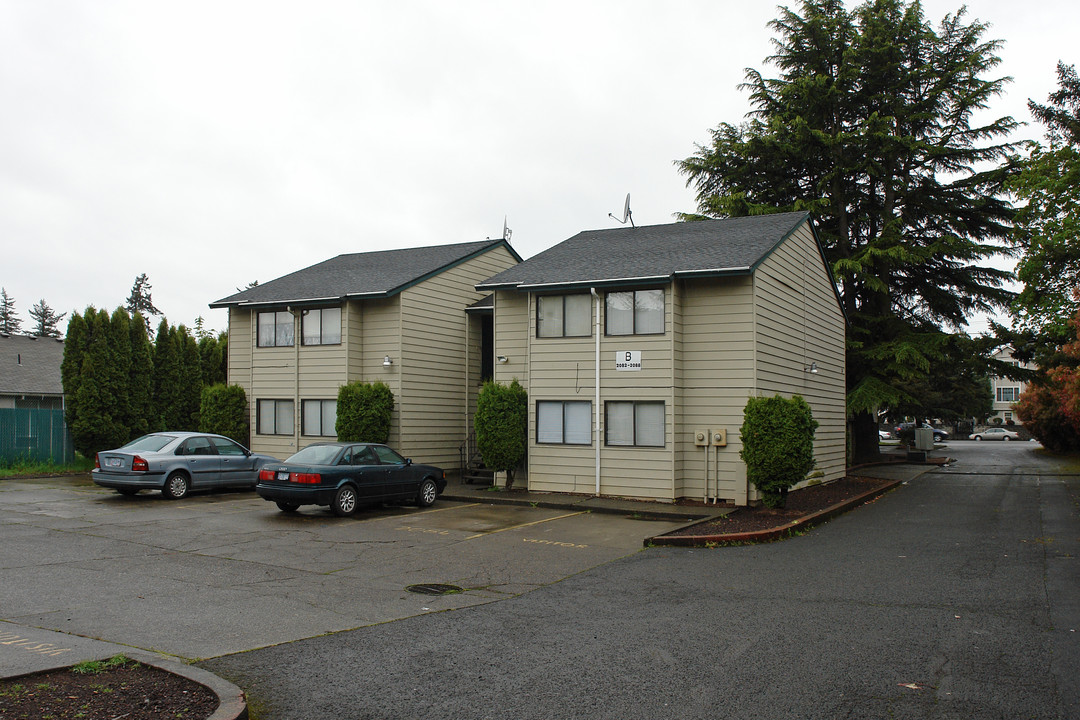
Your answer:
477,212 -> 812,291
212,239 -> 519,308
0,334 -> 65,396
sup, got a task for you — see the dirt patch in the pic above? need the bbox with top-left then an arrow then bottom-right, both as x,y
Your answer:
663,475 -> 897,539
0,657 -> 218,720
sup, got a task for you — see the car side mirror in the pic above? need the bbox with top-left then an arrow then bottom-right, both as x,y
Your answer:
405,458 -> 413,466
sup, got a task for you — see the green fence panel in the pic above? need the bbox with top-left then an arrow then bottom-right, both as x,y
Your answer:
0,408 -> 76,465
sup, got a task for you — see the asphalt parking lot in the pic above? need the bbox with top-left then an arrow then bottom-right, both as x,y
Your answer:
0,475 -> 687,662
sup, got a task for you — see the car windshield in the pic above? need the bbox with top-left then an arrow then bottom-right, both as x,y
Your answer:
119,435 -> 176,453
285,445 -> 343,465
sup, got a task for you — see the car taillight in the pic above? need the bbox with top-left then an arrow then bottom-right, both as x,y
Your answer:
132,456 -> 149,472
292,472 -> 321,484
258,468 -> 275,481
94,454 -> 100,469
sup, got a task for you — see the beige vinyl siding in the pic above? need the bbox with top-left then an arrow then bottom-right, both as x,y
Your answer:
358,296 -> 402,450
344,300 -> 363,383
676,276 -> 756,505
248,309 -> 301,459
492,290 -> 529,386
523,288 -> 677,501
753,222 -> 846,485
398,246 -> 519,468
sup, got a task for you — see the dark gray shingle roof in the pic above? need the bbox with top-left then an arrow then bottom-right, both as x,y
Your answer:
212,239 -> 515,308
477,212 -> 811,290
0,334 -> 65,396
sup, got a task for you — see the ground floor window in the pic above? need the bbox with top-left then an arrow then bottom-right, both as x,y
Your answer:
536,400 -> 591,445
302,399 -> 337,437
257,399 -> 295,435
605,401 -> 665,447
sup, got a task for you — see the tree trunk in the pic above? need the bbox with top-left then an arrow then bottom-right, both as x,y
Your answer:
850,410 -> 881,465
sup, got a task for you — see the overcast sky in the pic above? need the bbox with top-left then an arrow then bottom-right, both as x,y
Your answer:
1,1 -> 1075,337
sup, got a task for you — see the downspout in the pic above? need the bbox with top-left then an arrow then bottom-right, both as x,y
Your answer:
291,307 -> 300,453
591,288 -> 601,496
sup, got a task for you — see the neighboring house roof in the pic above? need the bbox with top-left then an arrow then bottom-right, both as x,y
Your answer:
0,334 -> 65,396
477,211 -> 817,291
211,239 -> 521,308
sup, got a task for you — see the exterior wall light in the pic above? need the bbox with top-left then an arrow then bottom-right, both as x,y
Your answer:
383,355 -> 393,367
496,355 -> 508,363
805,362 -> 819,374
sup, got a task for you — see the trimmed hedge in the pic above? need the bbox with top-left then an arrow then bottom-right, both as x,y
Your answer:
336,381 -> 394,443
739,394 -> 818,508
199,384 -> 249,446
475,379 -> 527,488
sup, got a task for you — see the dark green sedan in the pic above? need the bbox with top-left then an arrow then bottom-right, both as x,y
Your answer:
255,442 -> 446,516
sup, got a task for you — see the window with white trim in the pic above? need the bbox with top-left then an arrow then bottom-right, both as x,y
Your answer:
536,401 -> 592,444
605,401 -> 665,447
257,311 -> 295,347
605,289 -> 664,335
302,307 -> 341,345
537,295 -> 591,338
302,399 -> 337,437
996,387 -> 1020,403
257,399 -> 295,435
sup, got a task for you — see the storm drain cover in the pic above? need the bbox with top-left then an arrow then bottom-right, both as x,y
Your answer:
406,583 -> 463,596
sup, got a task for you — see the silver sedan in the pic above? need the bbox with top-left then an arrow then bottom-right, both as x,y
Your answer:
969,427 -> 1021,441
92,432 -> 279,499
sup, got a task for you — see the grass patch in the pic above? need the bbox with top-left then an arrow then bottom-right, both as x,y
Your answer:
0,455 -> 94,478
71,655 -> 133,675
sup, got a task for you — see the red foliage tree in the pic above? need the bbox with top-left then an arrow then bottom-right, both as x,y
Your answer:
1015,308 -> 1080,451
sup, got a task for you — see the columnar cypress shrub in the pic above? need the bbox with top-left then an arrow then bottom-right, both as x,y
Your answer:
153,319 -> 181,430
71,309 -> 126,457
739,394 -> 819,508
108,308 -> 133,439
60,310 -> 89,431
336,381 -> 394,443
475,379 -> 527,488
199,384 -> 249,446
128,312 -> 154,439
178,327 -> 203,430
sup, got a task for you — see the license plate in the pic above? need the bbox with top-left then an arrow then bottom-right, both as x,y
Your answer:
107,458 -> 122,468
277,471 -> 290,481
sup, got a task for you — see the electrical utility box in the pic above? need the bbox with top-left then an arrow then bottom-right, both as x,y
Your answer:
914,427 -> 935,451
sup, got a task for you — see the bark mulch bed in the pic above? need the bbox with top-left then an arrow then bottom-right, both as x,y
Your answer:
659,475 -> 898,544
0,655 -> 219,720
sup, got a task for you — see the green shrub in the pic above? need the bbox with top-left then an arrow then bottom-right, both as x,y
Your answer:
475,379 -> 528,488
336,381 -> 394,443
199,384 -> 249,446
739,394 -> 819,508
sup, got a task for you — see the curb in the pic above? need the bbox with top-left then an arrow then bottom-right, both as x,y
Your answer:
125,651 -> 248,720
440,490 -> 713,522
646,477 -> 905,548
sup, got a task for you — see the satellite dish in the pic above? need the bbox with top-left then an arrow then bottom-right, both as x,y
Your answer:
609,193 -> 634,227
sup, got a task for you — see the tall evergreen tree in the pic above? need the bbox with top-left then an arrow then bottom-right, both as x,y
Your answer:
71,310 -> 125,456
677,0 -> 1017,462
153,319 -> 181,431
108,308 -> 134,440
60,309 -> 89,432
29,299 -> 67,338
128,311 -> 155,439
125,273 -> 162,333
0,288 -> 22,334
178,326 -> 203,430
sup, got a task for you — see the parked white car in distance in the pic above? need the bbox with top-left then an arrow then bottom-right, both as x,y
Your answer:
969,427 -> 1020,441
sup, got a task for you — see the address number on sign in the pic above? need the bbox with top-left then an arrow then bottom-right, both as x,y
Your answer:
615,351 -> 641,371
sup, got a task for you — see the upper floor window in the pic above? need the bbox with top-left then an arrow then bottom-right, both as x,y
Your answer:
257,311 -> 294,347
606,289 -> 664,335
302,307 -> 342,345
537,294 -> 591,338
996,387 -> 1020,403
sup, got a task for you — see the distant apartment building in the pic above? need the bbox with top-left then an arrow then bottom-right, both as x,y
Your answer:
990,347 -> 1034,424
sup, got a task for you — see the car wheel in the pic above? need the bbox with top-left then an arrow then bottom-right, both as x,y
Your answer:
163,472 -> 190,499
1003,435 -> 1011,441
332,485 -> 358,517
276,501 -> 300,513
975,436 -> 983,441
116,488 -> 140,496
416,478 -> 438,508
